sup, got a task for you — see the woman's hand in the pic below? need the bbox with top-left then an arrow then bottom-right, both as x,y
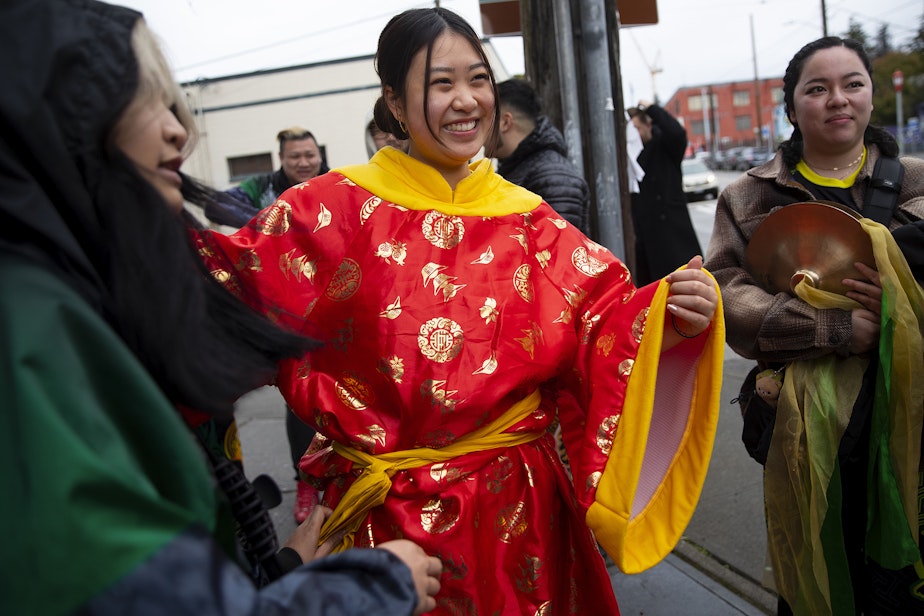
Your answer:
379,539 -> 442,616
282,505 -> 341,563
663,255 -> 719,345
843,261 -> 881,354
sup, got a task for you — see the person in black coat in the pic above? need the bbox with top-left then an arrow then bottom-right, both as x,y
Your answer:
628,102 -> 703,285
486,79 -> 591,236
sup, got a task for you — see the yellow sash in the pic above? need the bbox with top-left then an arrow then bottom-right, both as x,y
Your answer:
318,390 -> 544,551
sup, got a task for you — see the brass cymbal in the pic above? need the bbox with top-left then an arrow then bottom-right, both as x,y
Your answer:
745,201 -> 875,296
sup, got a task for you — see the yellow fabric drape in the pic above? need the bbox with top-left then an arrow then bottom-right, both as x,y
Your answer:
765,219 -> 924,616
587,268 -> 725,574
318,390 -> 544,552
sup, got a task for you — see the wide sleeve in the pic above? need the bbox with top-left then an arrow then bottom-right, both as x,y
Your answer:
556,257 -> 725,574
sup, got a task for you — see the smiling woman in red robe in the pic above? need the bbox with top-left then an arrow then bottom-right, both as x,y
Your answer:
199,7 -> 724,615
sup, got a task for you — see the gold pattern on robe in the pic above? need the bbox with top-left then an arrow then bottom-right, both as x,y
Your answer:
421,379 -> 458,413
314,202 -> 332,232
380,297 -> 402,320
596,416 -> 620,456
523,460 -> 536,487
377,355 -> 405,384
595,333 -> 617,357
234,249 -> 262,272
495,501 -> 528,543
571,246 -> 608,277
618,358 -> 634,380
585,471 -> 602,492
255,200 -> 292,236
578,311 -> 601,344
359,196 -> 383,225
472,352 -> 498,375
421,263 -> 465,301
479,297 -> 499,324
304,297 -> 318,318
535,601 -> 552,616
430,462 -> 464,484
632,307 -> 648,342
294,358 -> 312,379
550,217 -> 568,229
535,249 -> 551,269
355,424 -> 387,451
420,497 -> 461,534
515,555 -> 543,593
617,260 -> 633,284
471,246 -> 494,264
418,317 -> 464,363
514,263 -> 534,302
486,455 -> 515,494
515,321 -> 544,360
210,268 -> 231,284
438,550 -> 470,581
336,177 -> 356,187
375,239 -> 408,265
325,258 -> 361,301
422,211 -> 464,249
335,371 -> 375,411
279,249 -> 317,283
553,285 -> 588,325
509,229 -> 529,253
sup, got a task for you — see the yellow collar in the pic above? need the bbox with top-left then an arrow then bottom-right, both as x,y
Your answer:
334,147 -> 542,217
795,148 -> 866,188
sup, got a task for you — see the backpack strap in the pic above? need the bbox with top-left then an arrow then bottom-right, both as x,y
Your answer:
863,156 -> 904,225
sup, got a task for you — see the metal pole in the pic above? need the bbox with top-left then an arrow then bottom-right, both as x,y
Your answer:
820,0 -> 828,36
750,14 -> 763,148
552,0 -> 584,174
701,87 -> 712,157
578,0 -> 623,258
897,89 -> 905,156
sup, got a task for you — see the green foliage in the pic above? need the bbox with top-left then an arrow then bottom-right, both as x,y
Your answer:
871,51 -> 924,128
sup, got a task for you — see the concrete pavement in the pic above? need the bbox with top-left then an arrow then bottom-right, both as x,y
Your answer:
233,346 -> 777,615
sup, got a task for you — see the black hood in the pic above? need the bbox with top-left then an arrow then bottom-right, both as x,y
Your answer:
0,0 -> 140,306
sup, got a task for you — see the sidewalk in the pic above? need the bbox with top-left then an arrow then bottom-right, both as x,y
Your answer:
234,347 -> 776,615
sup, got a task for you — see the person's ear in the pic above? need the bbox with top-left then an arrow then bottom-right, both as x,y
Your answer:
384,85 -> 404,126
499,110 -> 514,133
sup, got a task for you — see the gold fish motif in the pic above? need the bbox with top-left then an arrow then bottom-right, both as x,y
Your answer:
380,297 -> 402,319
471,246 -> 494,264
314,202 -> 331,232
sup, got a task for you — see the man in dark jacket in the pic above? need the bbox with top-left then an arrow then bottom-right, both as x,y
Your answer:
486,79 -> 591,236
628,102 -> 702,285
205,127 -> 330,228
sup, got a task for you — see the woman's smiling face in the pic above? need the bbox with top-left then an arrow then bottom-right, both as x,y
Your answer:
388,31 -> 495,188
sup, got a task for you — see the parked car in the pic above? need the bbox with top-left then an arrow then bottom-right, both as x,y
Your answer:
734,146 -> 773,170
681,158 -> 719,202
721,146 -> 745,171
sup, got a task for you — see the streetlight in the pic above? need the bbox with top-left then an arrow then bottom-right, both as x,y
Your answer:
893,69 -> 905,156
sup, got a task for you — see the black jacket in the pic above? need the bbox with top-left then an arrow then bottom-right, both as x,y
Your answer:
632,104 -> 702,285
497,116 -> 591,235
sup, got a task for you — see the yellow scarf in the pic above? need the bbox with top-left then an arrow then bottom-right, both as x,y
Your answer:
318,390 -> 544,552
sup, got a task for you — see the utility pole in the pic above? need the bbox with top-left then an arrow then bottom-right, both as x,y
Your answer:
750,14 -> 763,147
821,0 -> 828,36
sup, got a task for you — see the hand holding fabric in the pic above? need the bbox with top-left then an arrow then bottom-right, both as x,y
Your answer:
664,255 -> 718,344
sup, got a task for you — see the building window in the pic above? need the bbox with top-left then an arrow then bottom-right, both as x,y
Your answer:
770,87 -> 784,104
735,115 -> 752,131
228,153 -> 273,182
690,119 -> 705,136
733,90 -> 750,106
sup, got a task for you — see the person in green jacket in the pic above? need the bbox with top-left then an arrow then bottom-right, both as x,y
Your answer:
0,1 -> 441,614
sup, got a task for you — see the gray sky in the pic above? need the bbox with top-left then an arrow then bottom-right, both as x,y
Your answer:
119,0 -> 922,104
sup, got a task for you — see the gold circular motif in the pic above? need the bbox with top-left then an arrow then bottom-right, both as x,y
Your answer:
420,497 -> 461,534
418,317 -> 464,363
586,471 -> 602,491
618,359 -> 634,379
495,501 -> 528,543
325,258 -> 361,301
256,200 -> 292,236
513,263 -> 534,302
571,246 -> 608,277
632,307 -> 648,341
335,371 -> 374,410
422,211 -> 464,249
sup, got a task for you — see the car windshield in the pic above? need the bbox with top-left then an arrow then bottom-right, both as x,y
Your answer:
682,160 -> 709,174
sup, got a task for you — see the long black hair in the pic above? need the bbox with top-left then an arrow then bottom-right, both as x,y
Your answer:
780,36 -> 897,168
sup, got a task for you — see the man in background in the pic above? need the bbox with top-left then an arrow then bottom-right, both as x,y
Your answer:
205,126 -> 329,228
627,102 -> 701,285
486,79 -> 591,236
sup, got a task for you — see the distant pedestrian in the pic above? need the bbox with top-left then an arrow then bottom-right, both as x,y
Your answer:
628,101 -> 702,285
485,78 -> 591,235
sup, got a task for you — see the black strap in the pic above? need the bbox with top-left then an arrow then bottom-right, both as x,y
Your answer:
863,156 -> 904,225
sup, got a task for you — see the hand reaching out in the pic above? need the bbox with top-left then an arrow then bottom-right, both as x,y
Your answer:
379,539 -> 442,616
663,255 -> 719,346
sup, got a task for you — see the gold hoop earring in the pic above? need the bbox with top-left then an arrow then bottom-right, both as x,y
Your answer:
398,119 -> 408,134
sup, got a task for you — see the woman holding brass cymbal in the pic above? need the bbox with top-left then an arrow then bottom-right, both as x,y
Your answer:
706,36 -> 924,616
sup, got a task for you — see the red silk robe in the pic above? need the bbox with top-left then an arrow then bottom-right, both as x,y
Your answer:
202,148 -> 723,615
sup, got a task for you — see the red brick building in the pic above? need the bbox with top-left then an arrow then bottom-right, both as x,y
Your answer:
661,77 -> 787,154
